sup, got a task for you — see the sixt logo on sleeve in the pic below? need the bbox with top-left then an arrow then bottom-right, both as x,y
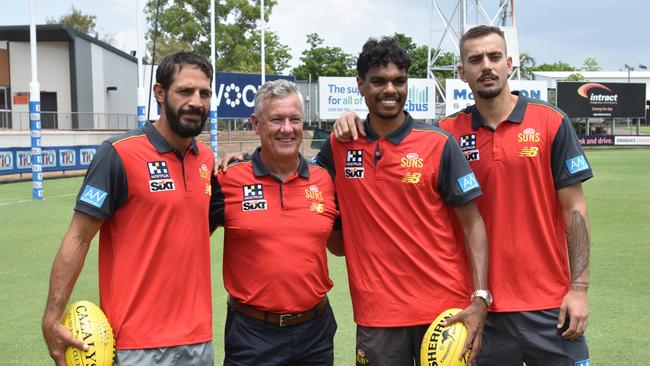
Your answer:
80,185 -> 108,208
565,155 -> 589,175
344,149 -> 365,179
459,133 -> 480,161
457,172 -> 479,193
242,183 -> 267,211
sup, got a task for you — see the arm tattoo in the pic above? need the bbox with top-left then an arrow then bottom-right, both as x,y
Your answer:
566,210 -> 590,283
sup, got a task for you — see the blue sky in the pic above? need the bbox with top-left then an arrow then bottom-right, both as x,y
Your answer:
2,0 -> 648,71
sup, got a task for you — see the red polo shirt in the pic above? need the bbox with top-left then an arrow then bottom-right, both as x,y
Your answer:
75,122 -> 214,349
438,93 -> 593,312
315,112 -> 482,327
212,148 -> 339,313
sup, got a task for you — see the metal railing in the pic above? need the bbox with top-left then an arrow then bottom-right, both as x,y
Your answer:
0,111 -> 138,130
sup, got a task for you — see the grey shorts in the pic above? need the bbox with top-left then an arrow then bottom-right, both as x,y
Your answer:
114,341 -> 214,366
355,324 -> 429,366
477,309 -> 589,366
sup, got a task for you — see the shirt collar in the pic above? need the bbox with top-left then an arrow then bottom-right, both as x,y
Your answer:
143,121 -> 200,155
364,111 -> 414,144
251,147 -> 310,179
470,91 -> 528,130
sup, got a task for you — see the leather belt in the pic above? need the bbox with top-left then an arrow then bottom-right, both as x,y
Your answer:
227,296 -> 328,327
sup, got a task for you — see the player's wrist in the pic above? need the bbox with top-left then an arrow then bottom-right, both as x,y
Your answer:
570,281 -> 589,292
471,289 -> 493,307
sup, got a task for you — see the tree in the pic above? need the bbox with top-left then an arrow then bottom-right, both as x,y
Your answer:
582,57 -> 600,71
46,5 -> 116,46
145,0 -> 291,74
292,34 -> 356,80
518,52 -> 536,79
530,61 -> 576,72
46,5 -> 96,34
393,33 -> 455,79
565,73 -> 586,81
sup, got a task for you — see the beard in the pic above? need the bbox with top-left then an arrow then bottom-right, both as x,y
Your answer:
477,87 -> 503,99
165,95 -> 208,138
476,72 -> 505,99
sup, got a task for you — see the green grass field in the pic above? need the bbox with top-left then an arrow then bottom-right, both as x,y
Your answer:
1,148 -> 649,365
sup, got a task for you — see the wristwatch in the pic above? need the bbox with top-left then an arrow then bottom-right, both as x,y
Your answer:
471,289 -> 493,307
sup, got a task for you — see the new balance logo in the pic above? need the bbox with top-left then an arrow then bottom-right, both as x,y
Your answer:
401,172 -> 422,184
80,185 -> 108,208
518,146 -> 539,158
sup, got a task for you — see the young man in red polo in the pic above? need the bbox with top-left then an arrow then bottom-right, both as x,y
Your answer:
315,37 -> 489,366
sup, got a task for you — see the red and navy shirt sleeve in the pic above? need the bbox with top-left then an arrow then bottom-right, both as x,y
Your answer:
74,141 -> 128,221
438,136 -> 482,206
551,116 -> 594,189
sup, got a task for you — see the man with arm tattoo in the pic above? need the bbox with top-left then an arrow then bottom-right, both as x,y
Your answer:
437,26 -> 593,365
333,25 -> 593,365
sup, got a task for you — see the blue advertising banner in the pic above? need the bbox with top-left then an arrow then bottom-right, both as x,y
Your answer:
0,145 -> 99,175
214,72 -> 295,119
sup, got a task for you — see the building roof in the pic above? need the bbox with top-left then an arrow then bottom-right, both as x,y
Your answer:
0,24 -> 136,62
532,71 -> 650,79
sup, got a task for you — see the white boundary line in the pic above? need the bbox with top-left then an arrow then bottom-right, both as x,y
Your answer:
0,193 -> 77,207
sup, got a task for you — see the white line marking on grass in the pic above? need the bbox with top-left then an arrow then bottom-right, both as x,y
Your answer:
0,193 -> 77,206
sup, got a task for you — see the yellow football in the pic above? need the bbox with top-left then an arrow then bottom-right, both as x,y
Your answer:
61,300 -> 115,366
420,308 -> 469,366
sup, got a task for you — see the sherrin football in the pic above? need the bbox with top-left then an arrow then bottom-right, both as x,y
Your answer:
420,308 -> 469,366
61,300 -> 115,366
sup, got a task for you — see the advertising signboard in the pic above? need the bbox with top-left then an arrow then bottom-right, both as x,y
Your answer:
318,77 -> 436,120
445,79 -> 547,115
557,82 -> 646,118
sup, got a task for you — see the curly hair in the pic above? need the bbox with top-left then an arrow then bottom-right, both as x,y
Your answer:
356,36 -> 411,80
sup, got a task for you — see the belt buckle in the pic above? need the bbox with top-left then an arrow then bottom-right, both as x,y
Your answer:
279,313 -> 293,327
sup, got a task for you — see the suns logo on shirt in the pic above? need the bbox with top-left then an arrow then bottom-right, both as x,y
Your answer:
400,152 -> 424,168
458,133 -> 480,161
305,185 -> 324,201
345,149 -> 364,179
242,183 -> 267,211
517,128 -> 541,143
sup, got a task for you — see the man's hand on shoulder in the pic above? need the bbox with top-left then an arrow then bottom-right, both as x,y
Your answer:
216,152 -> 250,173
333,112 -> 365,142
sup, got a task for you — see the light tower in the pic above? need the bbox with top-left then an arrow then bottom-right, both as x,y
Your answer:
426,0 -> 517,116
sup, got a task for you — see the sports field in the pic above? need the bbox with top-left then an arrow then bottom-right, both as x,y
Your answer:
0,148 -> 649,365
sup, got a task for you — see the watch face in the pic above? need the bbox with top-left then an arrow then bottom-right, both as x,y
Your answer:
473,290 -> 492,306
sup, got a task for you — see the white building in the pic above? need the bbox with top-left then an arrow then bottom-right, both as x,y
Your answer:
0,24 -> 138,130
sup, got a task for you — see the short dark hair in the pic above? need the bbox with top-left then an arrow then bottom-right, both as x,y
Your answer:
156,51 -> 213,90
356,37 -> 411,80
459,25 -> 506,60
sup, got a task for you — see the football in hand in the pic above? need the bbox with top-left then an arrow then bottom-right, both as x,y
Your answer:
420,308 -> 469,366
61,300 -> 115,366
